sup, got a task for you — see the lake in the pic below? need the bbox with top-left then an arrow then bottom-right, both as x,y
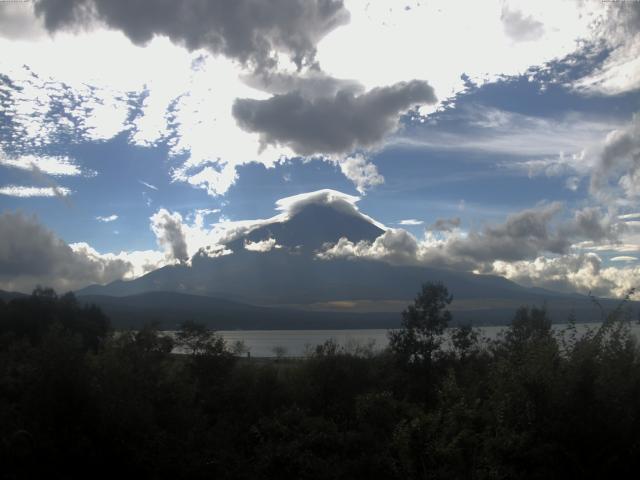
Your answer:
215,322 -> 640,358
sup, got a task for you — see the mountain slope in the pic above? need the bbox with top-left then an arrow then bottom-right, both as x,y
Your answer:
76,198 -> 636,326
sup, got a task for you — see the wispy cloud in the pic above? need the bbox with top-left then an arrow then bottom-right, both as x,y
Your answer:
96,214 -> 118,223
399,219 -> 423,226
611,256 -> 638,263
139,180 -> 158,191
0,153 -> 83,176
0,185 -> 71,197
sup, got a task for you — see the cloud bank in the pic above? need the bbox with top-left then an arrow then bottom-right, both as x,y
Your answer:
33,0 -> 349,71
317,202 -> 636,299
0,212 -> 132,292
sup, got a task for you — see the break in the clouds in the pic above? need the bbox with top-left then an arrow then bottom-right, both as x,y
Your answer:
33,0 -> 349,71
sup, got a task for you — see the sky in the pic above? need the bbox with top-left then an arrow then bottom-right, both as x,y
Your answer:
1,0 -> 640,299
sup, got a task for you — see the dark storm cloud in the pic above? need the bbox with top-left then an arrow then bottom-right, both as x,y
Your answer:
232,80 -> 437,156
0,212 -> 131,292
33,0 -> 349,70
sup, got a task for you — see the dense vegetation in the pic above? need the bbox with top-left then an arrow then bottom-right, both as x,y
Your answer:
1,284 -> 639,479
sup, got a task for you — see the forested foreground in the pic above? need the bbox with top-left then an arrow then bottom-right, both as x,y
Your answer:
1,285 -> 640,479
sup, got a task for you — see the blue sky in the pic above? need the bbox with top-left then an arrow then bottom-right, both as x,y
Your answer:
1,0 -> 639,297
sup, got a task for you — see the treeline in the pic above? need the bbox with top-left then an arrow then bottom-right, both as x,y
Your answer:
1,284 -> 640,479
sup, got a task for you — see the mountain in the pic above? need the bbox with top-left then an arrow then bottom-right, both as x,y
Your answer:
76,197 -> 637,326
226,203 -> 384,253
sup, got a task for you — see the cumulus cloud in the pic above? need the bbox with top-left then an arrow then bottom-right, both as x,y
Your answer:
33,0 -> 349,71
96,214 -> 118,223
318,228 -> 420,266
0,212 -> 133,292
492,253 -> 639,300
317,202 -> 634,297
150,209 -> 189,263
232,79 -> 436,156
337,154 -> 384,194
590,114 -> 640,202
244,238 -> 279,252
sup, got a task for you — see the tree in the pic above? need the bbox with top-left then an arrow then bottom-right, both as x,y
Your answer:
177,320 -> 220,355
388,282 -> 453,365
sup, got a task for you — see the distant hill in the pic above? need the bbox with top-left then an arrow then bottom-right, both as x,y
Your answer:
0,290 -> 27,302
78,291 -> 399,330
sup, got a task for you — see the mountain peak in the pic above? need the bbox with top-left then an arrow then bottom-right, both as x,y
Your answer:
222,190 -> 385,253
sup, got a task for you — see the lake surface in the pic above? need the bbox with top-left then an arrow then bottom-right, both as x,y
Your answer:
215,323 -> 640,358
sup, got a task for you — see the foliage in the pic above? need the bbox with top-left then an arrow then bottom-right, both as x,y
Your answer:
1,286 -> 640,478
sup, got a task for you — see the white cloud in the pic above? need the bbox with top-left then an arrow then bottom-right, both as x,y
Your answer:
611,256 -> 638,263
139,180 -> 158,190
96,214 -> 118,223
0,152 -> 83,176
0,0 -> 619,198
244,238 -> 278,252
395,107 -> 620,163
318,0 -> 598,101
317,201 -> 636,298
399,219 -> 423,226
275,189 -> 386,229
619,213 -> 640,221
573,2 -> 640,95
492,254 -> 640,300
337,154 -> 384,194
0,185 -> 71,197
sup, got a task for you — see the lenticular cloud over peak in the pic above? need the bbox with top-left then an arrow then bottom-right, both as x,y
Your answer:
275,189 -> 386,229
